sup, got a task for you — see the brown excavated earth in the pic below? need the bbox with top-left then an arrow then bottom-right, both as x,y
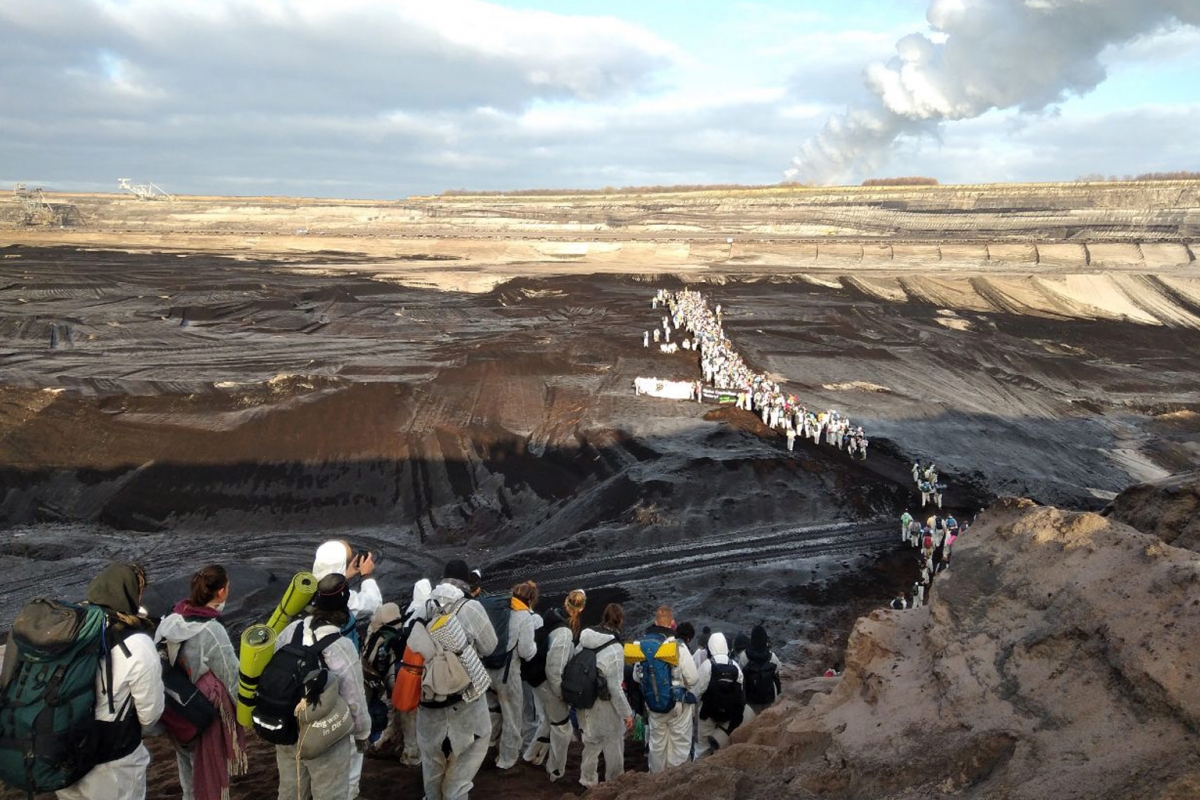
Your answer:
1,182 -> 1199,799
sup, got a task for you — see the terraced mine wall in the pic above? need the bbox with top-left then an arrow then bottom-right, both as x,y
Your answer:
4,180 -> 1198,246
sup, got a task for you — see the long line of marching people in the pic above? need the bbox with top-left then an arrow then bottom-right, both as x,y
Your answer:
641,290 -> 966,626
891,460 -> 967,611
645,289 -> 871,458
0,543 -> 785,800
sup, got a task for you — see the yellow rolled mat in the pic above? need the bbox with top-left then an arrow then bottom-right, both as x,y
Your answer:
266,571 -> 318,635
236,624 -> 277,728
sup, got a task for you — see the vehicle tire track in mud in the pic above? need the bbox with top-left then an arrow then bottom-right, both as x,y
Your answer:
484,521 -> 896,594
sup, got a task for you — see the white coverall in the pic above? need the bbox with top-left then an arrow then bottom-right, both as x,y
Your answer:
273,618 -> 370,800
57,630 -> 164,800
635,628 -> 699,774
408,582 -> 498,800
154,612 -> 239,800
692,633 -> 744,758
488,602 -> 538,769
312,541 -> 383,796
527,619 -> 575,780
576,627 -> 634,788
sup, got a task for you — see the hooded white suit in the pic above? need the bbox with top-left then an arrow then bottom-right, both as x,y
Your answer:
154,610 -> 239,799
407,580 -> 498,800
575,627 -> 633,788
526,614 -> 575,780
311,540 -> 382,797
692,633 -> 744,758
489,599 -> 538,769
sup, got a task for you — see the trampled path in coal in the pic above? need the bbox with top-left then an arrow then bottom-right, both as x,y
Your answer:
2,245 -> 1199,667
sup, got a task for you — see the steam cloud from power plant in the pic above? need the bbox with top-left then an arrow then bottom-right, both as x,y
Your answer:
787,0 -> 1200,184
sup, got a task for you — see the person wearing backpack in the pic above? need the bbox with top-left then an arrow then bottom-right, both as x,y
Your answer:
58,563 -> 165,800
271,574 -> 370,800
371,578 -> 431,767
738,625 -> 782,715
522,588 -> 585,781
405,559 -> 498,800
634,605 -> 699,774
693,633 -> 745,758
574,603 -> 633,789
154,564 -> 245,800
483,580 -> 539,770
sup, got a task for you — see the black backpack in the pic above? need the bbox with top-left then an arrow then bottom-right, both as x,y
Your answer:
362,617 -> 408,695
742,650 -> 778,706
158,642 -> 217,745
251,622 -> 341,745
560,638 -> 618,710
699,662 -> 745,728
520,612 -> 565,688
361,617 -> 409,738
477,593 -> 512,672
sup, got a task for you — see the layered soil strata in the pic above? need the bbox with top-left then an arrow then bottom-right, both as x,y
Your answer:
1,183 -> 1199,798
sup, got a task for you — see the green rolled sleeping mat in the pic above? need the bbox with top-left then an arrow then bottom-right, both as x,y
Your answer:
236,570 -> 318,727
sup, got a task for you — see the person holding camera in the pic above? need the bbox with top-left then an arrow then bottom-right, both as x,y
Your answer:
312,540 -> 382,800
313,540 -> 383,625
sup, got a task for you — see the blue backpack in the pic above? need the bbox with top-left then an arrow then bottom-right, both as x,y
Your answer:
639,632 -> 679,714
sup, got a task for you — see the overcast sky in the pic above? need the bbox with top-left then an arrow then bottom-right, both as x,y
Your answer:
2,0 -> 1197,199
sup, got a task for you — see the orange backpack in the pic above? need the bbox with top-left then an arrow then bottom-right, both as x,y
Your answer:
391,646 -> 425,712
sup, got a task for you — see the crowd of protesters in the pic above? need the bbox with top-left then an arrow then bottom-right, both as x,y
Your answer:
644,289 -> 870,458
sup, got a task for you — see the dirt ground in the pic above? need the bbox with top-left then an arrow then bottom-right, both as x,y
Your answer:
2,185 -> 1199,798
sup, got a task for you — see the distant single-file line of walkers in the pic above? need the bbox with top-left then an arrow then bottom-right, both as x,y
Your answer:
0,541 -> 786,799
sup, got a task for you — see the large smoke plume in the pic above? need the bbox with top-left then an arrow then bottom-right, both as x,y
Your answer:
787,0 -> 1200,184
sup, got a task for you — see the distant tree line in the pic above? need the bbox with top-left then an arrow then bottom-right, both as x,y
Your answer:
861,177 -> 939,187
1076,171 -> 1200,182
439,182 -> 807,197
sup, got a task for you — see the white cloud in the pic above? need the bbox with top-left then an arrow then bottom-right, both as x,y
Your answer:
0,0 -> 1194,197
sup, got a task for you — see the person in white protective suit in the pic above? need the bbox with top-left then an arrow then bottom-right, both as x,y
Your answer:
524,589 -> 586,781
154,564 -> 242,800
57,563 -> 164,800
577,604 -> 634,789
273,574 -> 371,800
692,633 -> 747,759
406,560 -> 498,800
313,540 -> 383,623
900,511 -> 914,543
636,606 -> 699,774
490,581 -> 540,770
643,331 -> 649,347
312,540 -> 382,796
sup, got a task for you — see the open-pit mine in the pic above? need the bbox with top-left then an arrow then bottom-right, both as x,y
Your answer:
2,180 -> 1198,799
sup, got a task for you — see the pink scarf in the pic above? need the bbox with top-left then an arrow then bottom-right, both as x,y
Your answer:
192,671 -> 249,800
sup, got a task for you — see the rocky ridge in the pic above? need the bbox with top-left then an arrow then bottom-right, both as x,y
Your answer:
585,488 -> 1200,800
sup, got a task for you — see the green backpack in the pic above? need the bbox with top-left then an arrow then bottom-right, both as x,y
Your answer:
0,599 -> 107,793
